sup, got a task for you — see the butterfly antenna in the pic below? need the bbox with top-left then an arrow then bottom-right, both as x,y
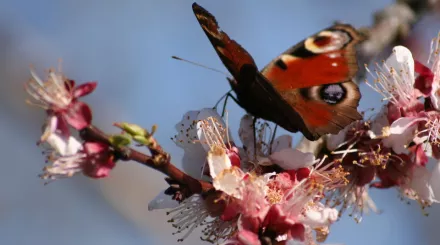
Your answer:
171,56 -> 229,76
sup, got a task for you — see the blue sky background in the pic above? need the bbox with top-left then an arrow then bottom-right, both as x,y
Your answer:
0,0 -> 439,244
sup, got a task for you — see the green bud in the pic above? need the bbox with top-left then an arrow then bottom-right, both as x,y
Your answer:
133,135 -> 151,145
114,122 -> 147,137
109,134 -> 132,148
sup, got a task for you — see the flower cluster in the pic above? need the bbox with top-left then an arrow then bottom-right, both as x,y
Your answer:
26,67 -> 115,181
150,109 -> 345,244
25,34 -> 440,245
361,40 -> 440,207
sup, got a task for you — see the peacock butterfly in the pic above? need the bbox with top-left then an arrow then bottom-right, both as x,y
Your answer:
192,2 -> 365,141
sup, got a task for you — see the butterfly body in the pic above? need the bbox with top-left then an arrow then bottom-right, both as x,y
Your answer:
192,3 -> 365,140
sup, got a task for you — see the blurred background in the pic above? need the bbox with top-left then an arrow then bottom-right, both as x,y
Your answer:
1,0 -> 440,244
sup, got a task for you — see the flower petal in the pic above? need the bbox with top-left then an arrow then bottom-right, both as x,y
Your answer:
271,135 -> 292,153
414,60 -> 434,97
174,110 -> 206,177
238,114 -> 255,151
64,101 -> 92,130
196,108 -> 230,152
213,168 -> 243,199
300,205 -> 338,228
208,146 -> 232,179
408,166 -> 438,204
386,45 -> 415,83
73,81 -> 97,98
269,148 -> 315,170
370,106 -> 389,137
382,117 -> 425,154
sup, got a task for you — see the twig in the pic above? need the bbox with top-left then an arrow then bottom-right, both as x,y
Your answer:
80,125 -> 214,195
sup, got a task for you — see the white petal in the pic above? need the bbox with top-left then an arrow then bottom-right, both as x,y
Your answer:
429,162 -> 440,203
382,117 -> 424,154
388,117 -> 420,134
295,136 -> 324,155
271,135 -> 292,152
181,144 -> 207,178
65,136 -> 83,155
46,133 -> 82,156
326,127 -> 348,151
238,114 -> 255,150
174,109 -> 215,177
269,148 -> 315,170
196,108 -> 230,152
148,190 -> 179,211
301,206 -> 338,228
213,168 -> 243,199
370,106 -> 389,137
174,110 -> 200,150
386,46 -> 415,83
207,146 -> 232,179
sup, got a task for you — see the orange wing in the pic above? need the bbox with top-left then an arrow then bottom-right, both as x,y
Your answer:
192,3 -> 257,81
261,24 -> 366,139
262,24 -> 365,90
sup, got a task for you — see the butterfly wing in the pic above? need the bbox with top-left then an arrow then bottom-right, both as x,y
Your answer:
192,3 -> 257,82
261,24 -> 365,139
192,3 -> 303,128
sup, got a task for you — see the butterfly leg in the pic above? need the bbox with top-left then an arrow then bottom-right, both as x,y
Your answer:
213,89 -> 239,117
269,124 -> 278,154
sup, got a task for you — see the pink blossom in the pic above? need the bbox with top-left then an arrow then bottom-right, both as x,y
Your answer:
25,68 -> 96,130
39,122 -> 115,180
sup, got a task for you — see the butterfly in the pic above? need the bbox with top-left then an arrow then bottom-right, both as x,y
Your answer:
192,2 -> 365,141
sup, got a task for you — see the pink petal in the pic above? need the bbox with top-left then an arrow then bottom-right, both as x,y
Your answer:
414,60 -> 434,97
387,102 -> 402,124
227,145 -> 241,168
73,81 -> 97,98
296,168 -> 311,182
83,158 -> 115,178
269,148 -> 315,170
64,101 -> 93,130
220,201 -> 241,221
84,142 -> 107,154
64,80 -> 76,92
262,205 -> 294,233
413,144 -> 428,166
289,224 -> 305,242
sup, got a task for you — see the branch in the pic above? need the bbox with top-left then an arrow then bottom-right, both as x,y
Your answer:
80,125 -> 214,196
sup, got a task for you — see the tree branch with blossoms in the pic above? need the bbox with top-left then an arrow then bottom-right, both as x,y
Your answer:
25,1 -> 440,245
